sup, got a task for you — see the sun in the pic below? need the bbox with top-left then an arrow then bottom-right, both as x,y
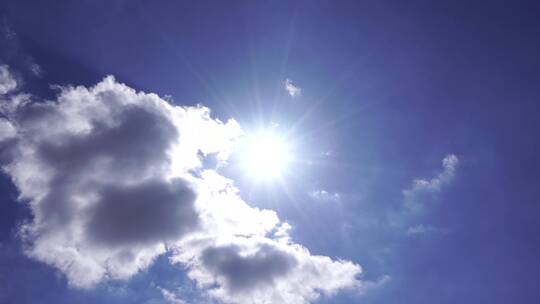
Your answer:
239,131 -> 291,182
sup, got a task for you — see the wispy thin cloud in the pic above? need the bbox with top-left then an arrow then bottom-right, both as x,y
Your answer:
403,154 -> 459,211
357,275 -> 391,295
406,224 -> 447,236
29,63 -> 43,77
1,22 -> 44,78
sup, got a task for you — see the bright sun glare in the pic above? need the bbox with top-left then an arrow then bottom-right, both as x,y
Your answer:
240,131 -> 291,181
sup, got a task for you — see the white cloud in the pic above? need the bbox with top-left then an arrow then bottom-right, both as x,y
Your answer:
1,76 -> 219,287
285,78 -> 301,97
159,287 -> 186,304
403,154 -> 459,210
310,189 -> 341,202
0,65 -> 17,95
0,70 -> 362,303
171,171 -> 360,303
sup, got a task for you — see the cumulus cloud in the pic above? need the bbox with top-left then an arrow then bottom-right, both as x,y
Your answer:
403,154 -> 459,210
171,171 -> 360,303
0,65 -> 17,95
284,78 -> 301,97
310,189 -> 341,202
0,70 -> 361,303
0,76 -> 225,287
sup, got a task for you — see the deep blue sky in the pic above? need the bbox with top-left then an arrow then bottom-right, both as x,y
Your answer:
1,1 -> 540,303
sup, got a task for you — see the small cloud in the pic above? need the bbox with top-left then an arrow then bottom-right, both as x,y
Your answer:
284,78 -> 301,97
0,65 -> 17,95
158,287 -> 186,304
310,189 -> 341,202
403,154 -> 459,210
29,63 -> 43,77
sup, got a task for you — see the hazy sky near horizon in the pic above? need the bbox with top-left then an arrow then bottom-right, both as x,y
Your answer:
1,1 -> 540,304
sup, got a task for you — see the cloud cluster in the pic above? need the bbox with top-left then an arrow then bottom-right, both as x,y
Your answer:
0,69 -> 361,303
403,154 -> 459,211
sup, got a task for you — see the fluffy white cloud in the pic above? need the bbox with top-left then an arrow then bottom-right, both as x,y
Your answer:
0,65 -> 17,95
284,78 -> 301,97
403,154 -> 459,210
0,71 -> 362,303
1,76 -> 228,287
172,175 -> 360,303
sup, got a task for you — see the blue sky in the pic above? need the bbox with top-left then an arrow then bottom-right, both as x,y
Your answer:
1,1 -> 539,303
